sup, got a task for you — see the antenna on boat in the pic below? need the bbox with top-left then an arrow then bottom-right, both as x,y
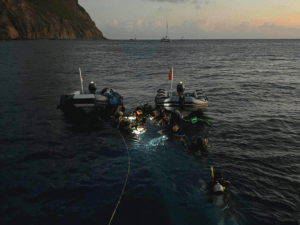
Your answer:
79,68 -> 84,94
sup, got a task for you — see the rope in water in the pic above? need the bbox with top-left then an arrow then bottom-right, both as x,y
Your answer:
108,129 -> 130,225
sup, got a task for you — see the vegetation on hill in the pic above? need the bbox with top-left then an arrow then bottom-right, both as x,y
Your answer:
25,0 -> 78,20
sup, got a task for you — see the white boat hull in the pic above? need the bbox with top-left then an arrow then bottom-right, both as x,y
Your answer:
155,89 -> 208,110
59,89 -> 123,113
73,94 -> 109,109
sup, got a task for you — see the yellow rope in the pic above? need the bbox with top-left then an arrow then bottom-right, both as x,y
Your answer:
108,129 -> 130,225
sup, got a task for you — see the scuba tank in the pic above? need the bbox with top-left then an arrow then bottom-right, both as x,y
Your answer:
213,182 -> 224,206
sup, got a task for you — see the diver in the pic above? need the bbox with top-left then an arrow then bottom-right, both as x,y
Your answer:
206,169 -> 231,209
168,122 -> 186,145
118,120 -> 131,131
112,113 -> 123,129
130,107 -> 143,118
142,103 -> 153,116
136,114 -> 147,124
98,103 -> 124,120
188,137 -> 209,156
113,103 -> 125,116
161,112 -> 172,129
112,114 -> 131,131
151,108 -> 163,122
160,107 -> 166,115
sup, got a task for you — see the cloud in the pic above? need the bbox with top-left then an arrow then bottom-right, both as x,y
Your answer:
235,22 -> 250,33
113,19 -> 118,26
126,19 -> 143,28
97,18 -> 300,39
195,19 -> 207,28
194,19 -> 214,31
146,0 -> 215,3
158,6 -> 172,12
136,19 -> 142,27
127,21 -> 135,28
192,0 -> 216,4
250,23 -> 300,38
214,22 -> 234,33
194,20 -> 300,38
148,0 -> 188,2
150,0 -> 216,11
155,21 -> 162,26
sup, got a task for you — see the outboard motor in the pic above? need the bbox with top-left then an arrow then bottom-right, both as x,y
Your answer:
177,82 -> 185,95
177,82 -> 185,110
88,81 -> 97,94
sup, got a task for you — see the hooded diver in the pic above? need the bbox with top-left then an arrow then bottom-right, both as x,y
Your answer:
130,107 -> 143,118
167,123 -> 186,145
207,170 -> 231,209
188,137 -> 209,156
142,103 -> 153,116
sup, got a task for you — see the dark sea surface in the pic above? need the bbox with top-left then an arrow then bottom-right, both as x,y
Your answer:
0,39 -> 300,225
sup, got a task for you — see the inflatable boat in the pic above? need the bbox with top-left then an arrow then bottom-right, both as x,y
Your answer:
155,82 -> 208,110
58,81 -> 123,113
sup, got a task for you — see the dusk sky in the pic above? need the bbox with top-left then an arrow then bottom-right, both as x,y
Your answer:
78,0 -> 300,39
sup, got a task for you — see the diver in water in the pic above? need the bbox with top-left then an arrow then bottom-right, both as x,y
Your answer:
142,103 -> 153,116
168,123 -> 186,145
151,108 -> 163,123
112,114 -> 131,131
207,170 -> 231,209
98,102 -> 125,120
113,104 -> 125,116
188,137 -> 209,156
118,120 -> 131,131
162,112 -> 172,129
130,107 -> 143,118
136,114 -> 146,124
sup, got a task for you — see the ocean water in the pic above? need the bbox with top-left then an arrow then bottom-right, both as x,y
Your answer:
0,39 -> 300,225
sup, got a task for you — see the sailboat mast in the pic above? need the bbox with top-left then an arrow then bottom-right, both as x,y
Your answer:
166,20 -> 169,38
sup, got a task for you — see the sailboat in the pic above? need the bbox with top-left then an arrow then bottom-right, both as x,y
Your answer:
130,32 -> 137,41
161,21 -> 171,42
181,32 -> 184,41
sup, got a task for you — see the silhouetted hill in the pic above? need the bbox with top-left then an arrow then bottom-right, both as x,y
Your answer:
0,0 -> 106,39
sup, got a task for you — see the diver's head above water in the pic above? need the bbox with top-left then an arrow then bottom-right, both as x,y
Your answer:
143,103 -> 152,115
153,110 -> 160,118
172,124 -> 179,132
163,113 -> 171,122
214,170 -> 223,181
136,110 -> 143,116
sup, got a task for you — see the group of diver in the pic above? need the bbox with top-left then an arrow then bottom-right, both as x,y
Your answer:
103,102 -> 210,156
95,102 -> 232,212
58,82 -> 232,217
